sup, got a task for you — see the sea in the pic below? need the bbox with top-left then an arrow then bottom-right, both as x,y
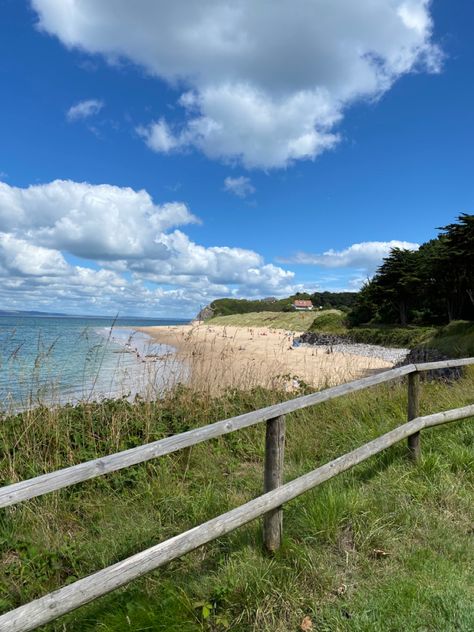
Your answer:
0,314 -> 189,411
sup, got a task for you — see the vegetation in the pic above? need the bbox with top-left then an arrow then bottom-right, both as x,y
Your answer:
207,310 -> 339,331
307,292 -> 358,312
209,292 -> 357,318
307,312 -> 435,347
307,311 -> 349,335
206,215 -> 473,355
349,214 -> 474,327
307,312 -> 474,353
2,215 -> 473,629
346,325 -> 436,349
1,368 -> 473,631
428,320 -> 474,358
208,309 -> 474,354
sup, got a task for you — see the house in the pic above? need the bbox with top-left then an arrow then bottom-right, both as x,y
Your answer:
292,299 -> 313,311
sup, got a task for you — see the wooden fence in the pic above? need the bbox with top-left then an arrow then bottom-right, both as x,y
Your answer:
0,358 -> 473,631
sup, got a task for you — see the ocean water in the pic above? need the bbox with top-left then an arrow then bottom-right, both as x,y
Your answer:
0,315 -> 189,411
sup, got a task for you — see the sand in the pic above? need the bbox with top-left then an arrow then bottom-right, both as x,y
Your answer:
136,323 -> 393,392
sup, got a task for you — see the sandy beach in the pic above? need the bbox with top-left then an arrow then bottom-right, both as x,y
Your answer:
136,323 -> 394,392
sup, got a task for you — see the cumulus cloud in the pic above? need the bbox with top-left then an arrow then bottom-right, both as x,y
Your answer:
0,180 -> 199,259
280,240 -> 420,276
223,176 -> 255,198
136,119 -> 180,153
66,98 -> 104,121
0,179 -> 297,314
0,233 -> 69,277
33,0 -> 441,168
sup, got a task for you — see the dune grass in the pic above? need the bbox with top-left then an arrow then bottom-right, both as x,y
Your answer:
429,320 -> 474,357
207,310 -> 340,332
1,366 -> 473,631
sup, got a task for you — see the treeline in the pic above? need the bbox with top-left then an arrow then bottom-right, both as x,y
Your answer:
311,292 -> 358,311
209,291 -> 357,317
349,214 -> 474,326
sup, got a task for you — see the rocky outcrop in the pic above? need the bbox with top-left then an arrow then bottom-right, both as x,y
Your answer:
195,305 -> 214,322
296,332 -> 350,346
395,347 -> 464,381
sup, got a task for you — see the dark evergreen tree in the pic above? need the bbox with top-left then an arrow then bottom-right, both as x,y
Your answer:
348,214 -> 474,326
439,213 -> 474,317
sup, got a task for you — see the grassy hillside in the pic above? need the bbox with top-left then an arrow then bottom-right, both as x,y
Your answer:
1,370 -> 473,631
209,293 -> 357,317
429,320 -> 474,357
208,310 -> 340,331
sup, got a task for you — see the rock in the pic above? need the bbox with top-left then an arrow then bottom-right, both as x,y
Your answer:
195,305 -> 214,321
296,332 -> 349,346
295,333 -> 409,364
395,347 -> 464,381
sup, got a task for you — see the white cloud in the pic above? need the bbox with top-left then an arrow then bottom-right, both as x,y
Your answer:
0,233 -> 68,277
0,179 -> 297,315
33,0 -> 441,168
223,176 -> 255,198
280,240 -> 420,276
136,118 -> 179,153
66,98 -> 104,121
0,179 -> 199,260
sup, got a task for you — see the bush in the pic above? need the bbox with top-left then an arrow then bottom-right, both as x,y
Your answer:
309,312 -> 348,334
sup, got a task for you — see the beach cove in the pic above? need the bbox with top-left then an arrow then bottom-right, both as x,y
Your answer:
136,322 -> 401,392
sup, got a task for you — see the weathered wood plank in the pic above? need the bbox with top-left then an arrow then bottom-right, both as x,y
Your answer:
0,364 -> 416,508
263,415 -> 285,552
415,357 -> 474,371
407,372 -> 421,459
1,359 -> 471,510
2,403 -> 472,632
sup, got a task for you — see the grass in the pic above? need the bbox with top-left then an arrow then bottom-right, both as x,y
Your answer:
207,309 -> 474,357
308,311 -> 349,335
207,310 -> 341,332
208,310 -> 439,348
428,320 -> 474,357
306,312 -> 474,354
307,312 -> 436,347
347,325 -> 437,348
1,368 -> 473,631
346,320 -> 474,354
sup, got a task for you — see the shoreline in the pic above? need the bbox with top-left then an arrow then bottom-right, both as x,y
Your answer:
135,323 -> 397,392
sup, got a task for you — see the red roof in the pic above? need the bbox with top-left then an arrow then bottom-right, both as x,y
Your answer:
293,299 -> 313,307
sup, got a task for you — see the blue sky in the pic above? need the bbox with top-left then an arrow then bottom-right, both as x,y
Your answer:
0,1 -> 472,317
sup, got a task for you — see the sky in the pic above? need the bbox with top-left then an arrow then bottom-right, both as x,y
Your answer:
0,0 -> 473,317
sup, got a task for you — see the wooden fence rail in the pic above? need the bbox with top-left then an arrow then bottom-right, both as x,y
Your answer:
0,357 -> 473,631
1,358 -> 472,509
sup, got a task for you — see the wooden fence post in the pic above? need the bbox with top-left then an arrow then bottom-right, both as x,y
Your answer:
407,371 -> 420,460
263,414 -> 286,552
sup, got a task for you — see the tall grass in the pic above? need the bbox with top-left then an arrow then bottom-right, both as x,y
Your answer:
141,322 -> 393,395
0,328 -> 474,632
0,331 -> 473,631
207,311 -> 339,331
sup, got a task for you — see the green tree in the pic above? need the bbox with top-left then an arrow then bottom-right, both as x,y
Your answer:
439,213 -> 474,316
372,248 -> 421,326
